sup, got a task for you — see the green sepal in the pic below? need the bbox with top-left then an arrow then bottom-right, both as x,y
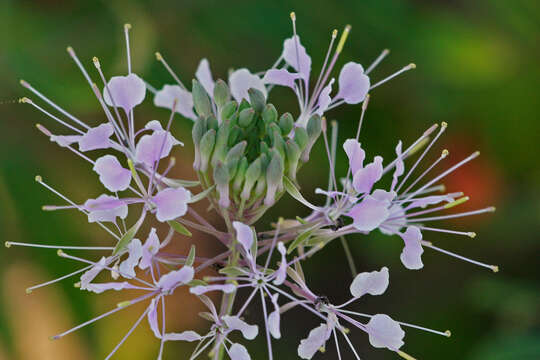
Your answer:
167,220 -> 193,237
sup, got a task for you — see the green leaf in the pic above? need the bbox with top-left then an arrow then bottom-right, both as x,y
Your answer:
219,266 -> 247,277
188,279 -> 208,287
168,220 -> 192,237
283,176 -> 318,211
287,223 -> 320,255
188,185 -> 216,204
113,214 -> 145,255
186,245 -> 196,267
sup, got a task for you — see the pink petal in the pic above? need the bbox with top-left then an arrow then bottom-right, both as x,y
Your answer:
84,194 -> 128,223
103,73 -> 146,113
222,315 -> 258,340
350,267 -> 389,298
147,298 -> 161,338
348,194 -> 390,232
352,156 -> 383,194
85,281 -> 138,294
152,187 -> 190,222
232,221 -> 254,257
50,135 -> 81,147
154,84 -> 197,120
139,228 -> 160,270
195,58 -> 215,96
157,266 -> 194,293
163,330 -> 202,342
229,69 -> 266,102
93,155 -> 132,192
189,284 -> 236,295
391,141 -> 404,191
380,203 -> 406,235
229,343 -> 251,360
78,123 -> 114,152
135,128 -> 180,167
273,242 -> 287,285
80,257 -> 109,289
399,226 -> 424,270
283,35 -> 312,81
297,323 -> 330,359
315,79 -> 334,115
366,314 -> 405,350
262,68 -> 300,89
268,293 -> 281,339
343,139 -> 365,174
336,62 -> 370,104
118,239 -> 143,278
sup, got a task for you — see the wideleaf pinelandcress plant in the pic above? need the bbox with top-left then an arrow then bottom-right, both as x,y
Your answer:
9,13 -> 499,360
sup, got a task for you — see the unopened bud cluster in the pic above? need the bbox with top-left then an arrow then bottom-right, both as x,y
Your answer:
191,79 -> 322,222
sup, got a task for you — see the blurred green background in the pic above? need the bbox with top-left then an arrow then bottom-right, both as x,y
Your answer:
0,0 -> 539,359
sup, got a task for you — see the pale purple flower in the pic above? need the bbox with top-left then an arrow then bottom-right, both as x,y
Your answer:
103,73 -> 146,113
93,155 -> 132,192
152,187 -> 191,222
154,84 -> 197,120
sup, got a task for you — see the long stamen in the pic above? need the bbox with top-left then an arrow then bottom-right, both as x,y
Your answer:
423,242 -> 499,272
5,241 -> 113,250
418,226 -> 477,238
124,24 -> 132,74
406,206 -> 496,223
399,184 -> 446,198
289,12 -> 305,107
370,63 -> 416,90
260,289 -> 274,360
365,49 -> 390,74
155,52 -> 187,90
89,83 -> 128,149
333,329 -> 343,360
383,123 -> 438,175
405,151 -> 480,201
322,118 -> 339,196
104,303 -> 151,360
263,219 -> 282,271
25,264 -> 93,294
312,29 -> 338,100
66,46 -> 94,89
20,80 -> 90,130
92,57 -> 130,141
396,122 -> 448,193
35,176 -> 120,240
51,291 -> 156,340
19,98 -> 84,134
400,150 -> 449,196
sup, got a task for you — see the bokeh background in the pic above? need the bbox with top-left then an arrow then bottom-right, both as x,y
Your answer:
0,0 -> 539,359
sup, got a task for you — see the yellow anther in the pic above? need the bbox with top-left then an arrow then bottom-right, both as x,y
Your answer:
155,52 -> 163,61
5,241 -> 11,248
57,249 -> 65,257
35,175 -> 42,182
92,56 -> 100,68
444,196 -> 469,209
25,288 -> 33,294
410,137 -> 430,156
407,63 -> 417,69
74,282 -> 81,288
491,265 -> 499,273
332,29 -> 338,38
124,23 -> 132,30
66,46 -> 74,53
488,206 -> 496,212
441,121 -> 448,128
19,97 -> 31,104
468,232 -> 476,238
117,300 -> 132,308
336,25 -> 351,54
445,330 -> 452,337
290,12 -> 296,21
442,149 -> 449,157
20,79 -> 29,87
319,346 -> 326,353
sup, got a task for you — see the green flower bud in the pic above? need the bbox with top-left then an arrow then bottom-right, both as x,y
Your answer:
211,120 -> 231,167
233,157 -> 248,194
294,127 -> 309,152
220,100 -> 238,122
192,117 -> 207,170
238,98 -> 251,113
265,149 -> 284,206
279,112 -> 294,135
213,79 -> 230,108
259,141 -> 270,157
254,172 -> 266,197
213,161 -> 230,208
302,114 -> 322,162
285,139 -> 301,180
192,79 -> 212,118
262,104 -> 278,124
241,156 -> 263,200
198,129 -> 216,173
228,125 -> 242,147
248,88 -> 266,113
207,114 -> 219,131
238,108 -> 255,128
225,141 -> 247,179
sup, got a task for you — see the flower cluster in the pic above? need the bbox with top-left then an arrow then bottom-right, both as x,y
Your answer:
8,13 -> 498,360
